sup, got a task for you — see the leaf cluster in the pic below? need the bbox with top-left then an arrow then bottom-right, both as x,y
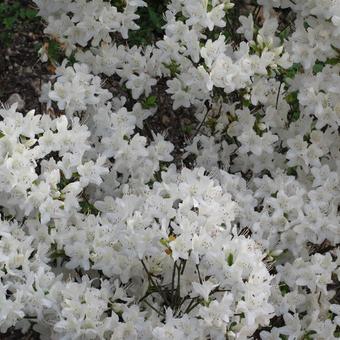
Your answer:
0,1 -> 37,46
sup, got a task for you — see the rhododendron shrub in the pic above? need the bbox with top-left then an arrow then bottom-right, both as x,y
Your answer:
1,0 -> 340,338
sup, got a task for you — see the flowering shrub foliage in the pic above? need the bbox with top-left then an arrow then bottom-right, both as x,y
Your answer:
1,0 -> 340,338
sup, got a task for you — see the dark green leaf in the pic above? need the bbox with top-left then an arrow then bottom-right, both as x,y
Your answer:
227,253 -> 234,266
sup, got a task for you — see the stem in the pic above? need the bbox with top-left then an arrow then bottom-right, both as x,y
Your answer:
142,299 -> 165,317
196,264 -> 203,284
139,289 -> 155,303
175,262 -> 181,307
254,5 -> 262,22
141,260 -> 170,306
276,81 -> 282,109
171,260 -> 177,307
174,295 -> 190,317
192,102 -> 211,139
180,259 -> 187,275
183,298 -> 196,314
185,299 -> 202,314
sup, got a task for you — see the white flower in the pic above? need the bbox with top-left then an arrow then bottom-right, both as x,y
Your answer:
77,156 -> 109,186
166,78 -> 191,110
201,35 -> 226,68
198,292 -> 233,328
237,14 -> 254,41
125,73 -> 157,100
191,281 -> 219,302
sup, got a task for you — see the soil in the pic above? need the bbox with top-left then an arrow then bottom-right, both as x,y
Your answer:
0,329 -> 39,340
0,0 -> 49,114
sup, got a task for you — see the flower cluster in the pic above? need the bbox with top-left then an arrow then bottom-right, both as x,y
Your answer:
1,0 -> 340,338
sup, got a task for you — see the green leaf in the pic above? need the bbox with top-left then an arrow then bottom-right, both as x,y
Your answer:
163,60 -> 181,77
19,8 -> 27,19
290,110 -> 300,122
80,200 -> 100,215
279,25 -> 291,43
142,95 -> 157,109
0,4 -> 7,14
110,0 -> 125,11
283,63 -> 301,79
326,57 -> 340,65
181,125 -> 193,134
271,191 -> 278,198
3,16 -> 16,29
0,31 -> 11,46
285,91 -> 298,105
147,7 -> 161,29
47,39 -> 63,63
313,61 -> 325,74
302,331 -> 317,340
24,8 -> 37,19
286,166 -> 297,177
227,253 -> 234,266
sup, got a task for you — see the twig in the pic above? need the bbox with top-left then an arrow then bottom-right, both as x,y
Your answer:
171,260 -> 177,306
196,264 -> 203,284
175,262 -> 181,306
275,81 -> 283,109
185,299 -> 202,314
192,104 -> 210,139
142,299 -> 165,317
141,259 -> 170,305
